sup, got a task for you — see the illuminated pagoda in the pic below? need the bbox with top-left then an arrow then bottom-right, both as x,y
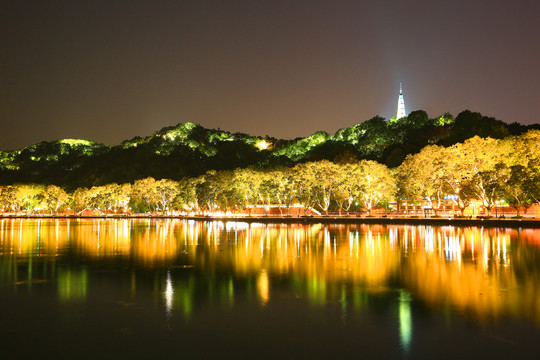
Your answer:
396,83 -> 407,119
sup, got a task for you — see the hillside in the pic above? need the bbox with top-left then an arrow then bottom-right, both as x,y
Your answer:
0,110 -> 537,190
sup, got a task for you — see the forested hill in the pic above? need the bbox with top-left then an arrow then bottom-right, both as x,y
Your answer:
0,110 -> 538,190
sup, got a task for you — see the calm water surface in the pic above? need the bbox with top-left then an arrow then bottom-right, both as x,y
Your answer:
1,219 -> 539,359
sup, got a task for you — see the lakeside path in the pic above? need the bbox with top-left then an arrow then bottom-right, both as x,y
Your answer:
2,214 -> 540,229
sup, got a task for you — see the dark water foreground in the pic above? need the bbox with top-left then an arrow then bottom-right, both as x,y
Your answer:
1,219 -> 539,359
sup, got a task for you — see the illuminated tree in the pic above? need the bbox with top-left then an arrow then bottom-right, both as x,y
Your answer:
273,131 -> 329,160
214,170 -> 236,212
461,137 -> 512,216
0,186 -> 7,212
71,187 -> 92,212
174,176 -> 202,212
8,184 -> 44,213
196,170 -> 234,212
505,130 -> 540,213
431,112 -> 454,126
290,162 -> 319,214
333,163 -> 355,214
155,179 -> 179,213
40,185 -> 69,213
231,168 -> 262,213
471,166 -> 504,216
511,130 -> 540,163
498,164 -> 537,216
397,145 -> 448,215
312,160 -> 341,214
76,184 -> 130,212
0,185 -> 19,212
131,177 -> 160,213
87,186 -> 110,210
354,160 -> 396,216
267,168 -> 295,215
109,183 -> 132,212
288,161 -> 341,214
257,172 -> 279,215
442,144 -> 476,216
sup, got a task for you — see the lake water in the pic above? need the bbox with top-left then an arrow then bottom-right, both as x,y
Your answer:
1,219 -> 539,359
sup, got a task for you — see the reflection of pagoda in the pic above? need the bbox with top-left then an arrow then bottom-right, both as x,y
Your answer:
396,83 -> 407,119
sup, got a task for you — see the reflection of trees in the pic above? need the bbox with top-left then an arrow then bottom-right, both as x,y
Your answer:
182,223 -> 400,292
397,226 -> 540,323
130,220 -> 180,265
1,220 -> 540,323
0,219 -> 70,257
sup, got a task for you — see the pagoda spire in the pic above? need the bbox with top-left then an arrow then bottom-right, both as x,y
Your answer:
396,83 -> 407,119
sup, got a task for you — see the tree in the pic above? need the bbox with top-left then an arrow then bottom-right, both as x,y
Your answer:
397,146 -> 448,215
333,163 -> 356,214
196,170 -> 234,212
9,184 -> 44,213
510,130 -> 540,165
499,164 -> 536,217
268,168 -> 296,215
290,160 -> 341,215
290,163 -> 319,214
131,177 -> 160,213
354,160 -> 396,216
0,185 -> 18,212
87,186 -> 110,211
442,144 -> 476,216
108,183 -> 131,212
71,187 -> 92,212
231,168 -> 262,213
313,160 -> 341,214
461,137 -> 512,216
155,179 -> 179,214
174,176 -> 202,213
257,172 -> 278,215
41,185 -> 69,213
0,186 -> 8,212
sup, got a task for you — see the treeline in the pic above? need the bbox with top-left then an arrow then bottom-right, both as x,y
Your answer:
1,130 -> 539,217
1,110 -> 539,190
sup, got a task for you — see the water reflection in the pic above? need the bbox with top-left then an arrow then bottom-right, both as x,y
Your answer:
1,219 -> 540,327
58,267 -> 88,302
164,269 -> 173,321
399,289 -> 412,353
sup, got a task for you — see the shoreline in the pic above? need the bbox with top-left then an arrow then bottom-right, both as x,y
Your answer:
1,214 -> 539,228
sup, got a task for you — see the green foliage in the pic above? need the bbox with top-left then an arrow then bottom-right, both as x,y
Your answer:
0,112 -> 538,193
1,130 -> 540,216
432,113 -> 454,126
273,131 -> 330,160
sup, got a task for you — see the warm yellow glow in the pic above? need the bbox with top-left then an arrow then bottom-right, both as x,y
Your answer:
58,139 -> 94,146
255,139 -> 270,150
257,271 -> 270,305
2,219 -> 540,323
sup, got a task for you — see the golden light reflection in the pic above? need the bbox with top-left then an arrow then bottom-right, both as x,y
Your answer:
1,219 -> 540,323
257,271 -> 269,306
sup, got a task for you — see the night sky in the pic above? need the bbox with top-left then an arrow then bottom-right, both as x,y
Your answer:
2,0 -> 539,150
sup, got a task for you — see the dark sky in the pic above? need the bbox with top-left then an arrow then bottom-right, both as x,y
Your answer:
2,0 -> 539,150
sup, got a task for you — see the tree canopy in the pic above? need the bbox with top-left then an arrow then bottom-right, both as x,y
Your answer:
0,110 -> 538,194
